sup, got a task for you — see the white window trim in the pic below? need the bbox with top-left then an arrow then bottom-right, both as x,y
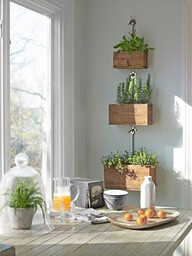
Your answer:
0,0 -> 75,197
0,0 -> 10,179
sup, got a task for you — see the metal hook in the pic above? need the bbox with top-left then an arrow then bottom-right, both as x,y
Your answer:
128,125 -> 137,153
128,125 -> 137,135
128,16 -> 137,34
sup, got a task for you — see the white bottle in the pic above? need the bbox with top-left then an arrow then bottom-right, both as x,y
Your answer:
140,176 -> 156,208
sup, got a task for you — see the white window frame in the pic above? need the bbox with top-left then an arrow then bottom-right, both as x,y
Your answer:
0,0 -> 10,178
0,0 -> 75,198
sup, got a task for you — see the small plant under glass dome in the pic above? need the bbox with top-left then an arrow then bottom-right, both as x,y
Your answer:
0,153 -> 53,236
1,177 -> 46,229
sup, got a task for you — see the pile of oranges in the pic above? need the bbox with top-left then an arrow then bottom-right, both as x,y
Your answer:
124,207 -> 167,225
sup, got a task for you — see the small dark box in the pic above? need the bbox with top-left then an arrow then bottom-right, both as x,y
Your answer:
71,178 -> 105,208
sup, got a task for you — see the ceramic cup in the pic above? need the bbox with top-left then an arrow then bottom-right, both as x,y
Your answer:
103,189 -> 128,210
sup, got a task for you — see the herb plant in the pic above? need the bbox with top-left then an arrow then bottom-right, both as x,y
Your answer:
2,178 -> 46,224
116,72 -> 152,104
101,148 -> 158,172
114,33 -> 154,53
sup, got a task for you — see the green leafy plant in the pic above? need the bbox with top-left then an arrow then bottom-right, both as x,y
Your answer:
116,72 -> 152,104
114,33 -> 154,53
142,74 -> 152,103
2,178 -> 46,224
101,150 -> 129,171
101,148 -> 158,172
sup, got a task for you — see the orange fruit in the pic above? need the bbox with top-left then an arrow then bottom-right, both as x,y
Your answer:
124,213 -> 133,221
145,208 -> 154,218
152,209 -> 157,217
148,207 -> 156,217
139,214 -> 148,222
157,210 -> 166,219
136,216 -> 147,225
137,209 -> 145,216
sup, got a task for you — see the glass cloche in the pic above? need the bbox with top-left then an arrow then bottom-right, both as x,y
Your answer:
0,153 -> 53,236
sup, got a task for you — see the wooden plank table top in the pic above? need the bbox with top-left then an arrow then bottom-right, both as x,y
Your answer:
0,205 -> 192,256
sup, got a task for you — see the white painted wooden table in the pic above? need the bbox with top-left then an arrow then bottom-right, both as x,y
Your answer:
0,205 -> 192,256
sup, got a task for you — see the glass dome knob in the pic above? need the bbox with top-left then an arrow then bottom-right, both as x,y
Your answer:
15,153 -> 29,167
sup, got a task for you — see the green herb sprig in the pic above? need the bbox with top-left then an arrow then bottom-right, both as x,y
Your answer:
114,33 -> 154,54
116,73 -> 152,104
101,148 -> 158,172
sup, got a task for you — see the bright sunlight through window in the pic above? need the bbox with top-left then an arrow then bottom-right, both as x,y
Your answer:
10,2 -> 51,174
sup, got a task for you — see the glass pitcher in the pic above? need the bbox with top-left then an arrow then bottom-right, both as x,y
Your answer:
53,177 -> 79,211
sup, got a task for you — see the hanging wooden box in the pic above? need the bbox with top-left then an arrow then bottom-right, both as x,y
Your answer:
104,165 -> 156,191
109,104 -> 152,126
113,51 -> 148,69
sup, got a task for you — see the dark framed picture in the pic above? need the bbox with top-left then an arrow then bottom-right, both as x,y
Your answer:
88,181 -> 105,208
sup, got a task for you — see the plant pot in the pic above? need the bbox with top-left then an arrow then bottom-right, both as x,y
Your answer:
8,207 -> 34,230
109,104 -> 152,125
113,51 -> 148,69
104,165 -> 156,191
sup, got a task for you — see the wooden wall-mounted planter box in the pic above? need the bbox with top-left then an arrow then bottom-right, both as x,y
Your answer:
109,104 -> 152,126
104,165 -> 156,191
113,51 -> 148,69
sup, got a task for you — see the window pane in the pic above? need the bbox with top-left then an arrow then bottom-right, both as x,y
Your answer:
10,2 -> 50,174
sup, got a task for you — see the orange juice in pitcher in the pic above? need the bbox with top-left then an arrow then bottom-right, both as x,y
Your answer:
53,177 -> 79,211
53,194 -> 71,211
62,195 -> 71,211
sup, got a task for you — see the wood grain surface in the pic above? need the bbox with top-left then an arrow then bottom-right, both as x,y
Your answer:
104,165 -> 156,191
113,51 -> 148,69
0,205 -> 192,256
109,104 -> 152,126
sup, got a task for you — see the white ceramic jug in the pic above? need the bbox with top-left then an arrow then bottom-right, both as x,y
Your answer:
140,176 -> 156,208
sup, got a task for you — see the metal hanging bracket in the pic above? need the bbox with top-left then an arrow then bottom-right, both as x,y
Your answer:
128,16 -> 137,34
128,125 -> 137,153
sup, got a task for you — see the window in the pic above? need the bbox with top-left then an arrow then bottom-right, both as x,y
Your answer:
10,2 -> 51,174
0,0 -> 74,197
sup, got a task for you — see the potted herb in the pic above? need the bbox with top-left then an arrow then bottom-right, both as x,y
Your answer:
109,72 -> 153,125
101,148 -> 158,191
113,18 -> 154,69
2,178 -> 46,229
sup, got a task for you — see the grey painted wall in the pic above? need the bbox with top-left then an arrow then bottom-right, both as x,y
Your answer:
74,0 -> 87,178
75,0 -> 186,207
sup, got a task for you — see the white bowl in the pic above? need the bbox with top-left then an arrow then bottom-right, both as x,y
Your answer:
103,189 -> 128,210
